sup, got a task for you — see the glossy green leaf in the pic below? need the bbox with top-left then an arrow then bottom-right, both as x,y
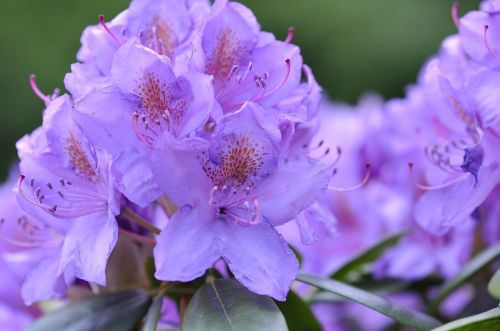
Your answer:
297,273 -> 442,331
182,279 -> 288,331
488,269 -> 500,300
430,244 -> 500,311
26,290 -> 152,331
431,307 -> 500,331
276,290 -> 322,331
331,232 -> 406,282
142,292 -> 165,331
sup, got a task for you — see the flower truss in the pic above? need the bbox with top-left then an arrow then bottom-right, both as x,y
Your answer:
1,1 -> 499,331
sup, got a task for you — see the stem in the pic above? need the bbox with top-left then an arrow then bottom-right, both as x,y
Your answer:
157,195 -> 178,218
118,228 -> 156,247
123,208 -> 161,235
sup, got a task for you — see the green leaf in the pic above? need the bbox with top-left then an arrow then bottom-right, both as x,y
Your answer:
297,273 -> 442,331
331,232 -> 406,282
431,307 -> 500,331
430,244 -> 500,311
142,292 -> 165,331
26,290 -> 152,331
488,269 -> 500,300
310,278 -> 408,303
276,290 -> 322,331
182,278 -> 288,331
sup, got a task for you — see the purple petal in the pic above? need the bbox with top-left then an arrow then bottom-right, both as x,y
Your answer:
255,156 -> 331,226
154,205 -> 219,281
217,219 -> 298,301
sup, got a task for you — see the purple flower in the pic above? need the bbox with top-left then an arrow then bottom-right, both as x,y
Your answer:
407,34 -> 500,234
0,167 -> 69,308
16,95 -> 120,294
193,0 -> 321,119
73,38 -> 216,206
151,103 -> 331,300
66,0 -> 208,98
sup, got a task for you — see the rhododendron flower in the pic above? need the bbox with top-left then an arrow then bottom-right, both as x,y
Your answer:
16,95 -> 121,291
152,104 -> 331,300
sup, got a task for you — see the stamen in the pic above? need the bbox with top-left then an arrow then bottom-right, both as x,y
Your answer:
451,2 -> 460,30
483,25 -> 500,61
98,15 -> 123,45
408,162 -> 470,190
250,198 -> 262,225
284,27 -> 295,44
255,59 -> 291,101
328,164 -> 371,192
0,218 -> 60,248
239,61 -> 253,83
208,186 -> 219,206
29,74 -> 51,105
132,112 -> 154,148
329,146 -> 342,166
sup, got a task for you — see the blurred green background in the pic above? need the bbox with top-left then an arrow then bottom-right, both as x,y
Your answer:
0,0 -> 480,179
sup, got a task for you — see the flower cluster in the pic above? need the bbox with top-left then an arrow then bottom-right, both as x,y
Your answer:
276,1 -> 500,329
1,0 -> 499,330
11,0 -> 328,305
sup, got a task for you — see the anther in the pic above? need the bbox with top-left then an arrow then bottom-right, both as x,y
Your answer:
483,25 -> 500,61
98,15 -> 123,45
328,164 -> 371,192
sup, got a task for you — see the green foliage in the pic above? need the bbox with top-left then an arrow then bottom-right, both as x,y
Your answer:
431,307 -> 500,331
331,232 -> 406,282
276,290 -> 322,331
430,244 -> 500,312
182,278 -> 288,331
26,290 -> 152,331
488,269 -> 500,301
142,292 -> 165,331
297,273 -> 443,331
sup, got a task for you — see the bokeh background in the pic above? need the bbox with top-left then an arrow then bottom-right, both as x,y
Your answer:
0,0 -> 481,179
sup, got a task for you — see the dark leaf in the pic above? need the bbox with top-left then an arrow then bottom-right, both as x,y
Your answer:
431,307 -> 500,331
331,232 -> 406,282
142,291 -> 165,331
430,244 -> 500,311
182,279 -> 288,331
297,273 -> 442,331
276,290 -> 322,331
26,290 -> 152,331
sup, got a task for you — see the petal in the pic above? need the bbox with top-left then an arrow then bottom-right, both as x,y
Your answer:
217,219 -> 298,301
154,205 -> 219,281
295,202 -> 337,245
415,160 -> 500,234
21,252 -> 68,305
114,147 -> 162,207
255,156 -> 332,226
59,211 -> 118,285
111,39 -> 176,94
74,85 -> 142,157
151,134 -> 212,207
